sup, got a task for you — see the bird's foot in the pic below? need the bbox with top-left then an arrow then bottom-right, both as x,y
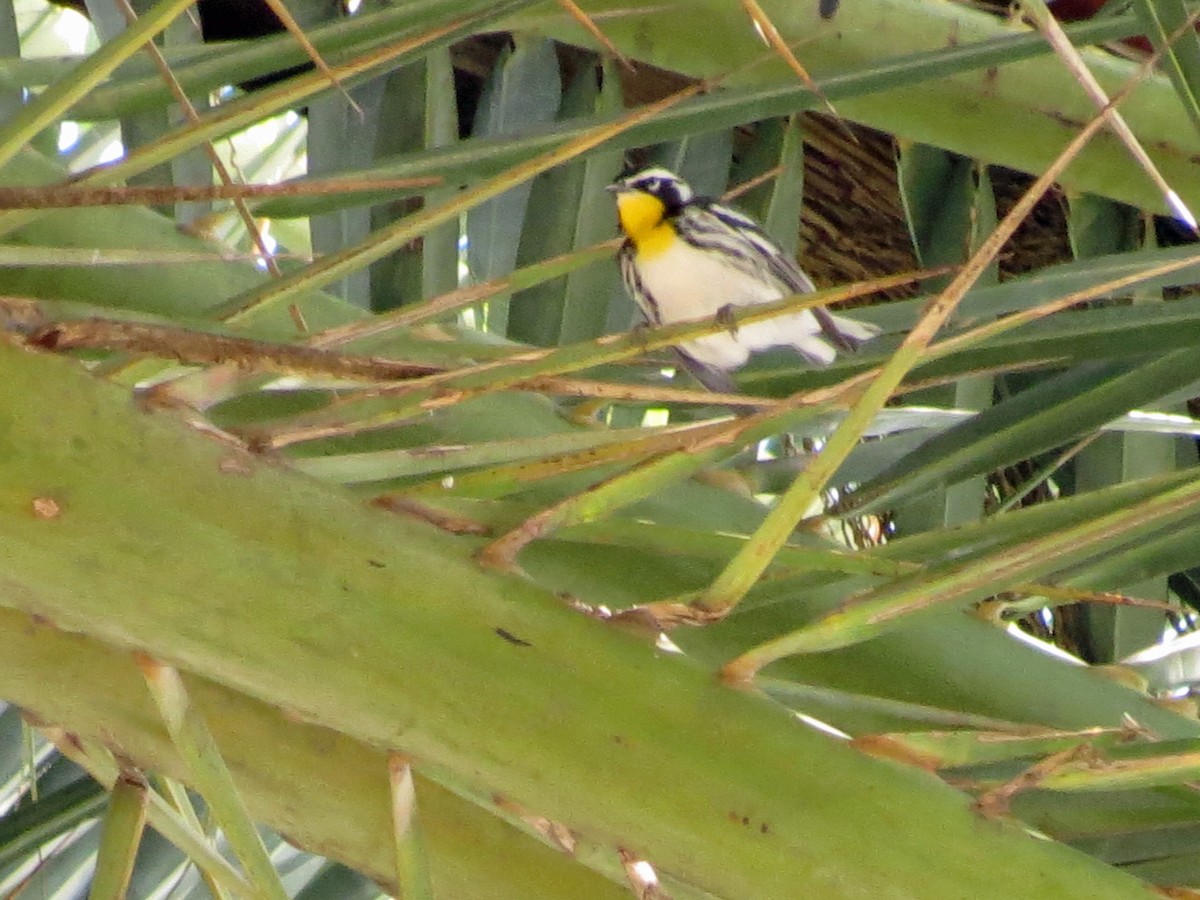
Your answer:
715,303 -> 739,337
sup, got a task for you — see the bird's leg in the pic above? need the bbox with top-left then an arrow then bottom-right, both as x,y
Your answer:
628,319 -> 655,354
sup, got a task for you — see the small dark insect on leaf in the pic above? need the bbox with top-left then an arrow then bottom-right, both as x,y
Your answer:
495,627 -> 533,647
819,0 -> 839,18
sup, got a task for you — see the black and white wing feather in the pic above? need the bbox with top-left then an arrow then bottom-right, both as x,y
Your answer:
681,200 -> 876,352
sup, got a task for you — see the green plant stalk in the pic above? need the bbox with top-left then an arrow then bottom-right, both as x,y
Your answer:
698,369 -> 895,622
1021,0 -> 1190,226
388,755 -> 434,900
735,474 -> 1200,664
320,241 -> 619,343
45,733 -> 250,895
849,347 -> 1200,516
169,241 -> 619,410
213,79 -> 705,325
20,236 -> 1197,456
283,248 -> 1200,494
0,8 -> 1140,126
546,0 -> 1200,216
866,729 -> 1133,769
0,343 -> 1159,899
434,498 -> 1165,625
4,610 -> 635,900
251,283 -> 874,444
139,659 -> 289,900
419,495 -> 889,578
293,421 -> 705,485
0,245 -> 274,265
394,420 -> 744,499
69,0 -> 515,119
0,0 -> 194,173
0,151 -> 364,342
1131,0 -> 1200,139
155,776 -> 238,900
539,67 -> 626,346
479,404 -> 833,566
87,773 -> 149,900
0,778 -> 107,873
0,2 -> 533,242
1041,751 -> 1200,792
1066,206 -> 1176,662
260,10 -> 1174,221
740,244 -> 1200,401
758,678 -> 1038,735
702,53 -> 1134,637
480,449 -> 733,568
673,600 -> 1200,775
994,434 -> 1097,515
609,517 -> 1184,625
550,516 -> 896,578
857,466 -> 1200,578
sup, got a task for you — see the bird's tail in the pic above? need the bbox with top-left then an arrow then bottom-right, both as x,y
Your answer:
675,349 -> 739,393
815,308 -> 880,352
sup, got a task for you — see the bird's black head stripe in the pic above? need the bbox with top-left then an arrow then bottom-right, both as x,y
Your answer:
620,169 -> 693,216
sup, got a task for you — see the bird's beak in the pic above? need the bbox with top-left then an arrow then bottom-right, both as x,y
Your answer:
605,183 -> 627,193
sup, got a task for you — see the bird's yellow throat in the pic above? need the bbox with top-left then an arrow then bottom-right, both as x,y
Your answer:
616,191 -> 675,258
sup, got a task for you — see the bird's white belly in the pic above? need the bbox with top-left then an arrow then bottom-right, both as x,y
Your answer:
636,240 -> 824,370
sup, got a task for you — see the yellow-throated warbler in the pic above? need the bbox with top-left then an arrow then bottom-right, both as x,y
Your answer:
608,167 -> 878,391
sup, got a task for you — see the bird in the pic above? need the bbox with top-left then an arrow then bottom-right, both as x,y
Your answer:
608,167 -> 879,391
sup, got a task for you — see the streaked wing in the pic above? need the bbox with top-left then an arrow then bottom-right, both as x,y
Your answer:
684,200 -> 869,351
679,202 -> 816,295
